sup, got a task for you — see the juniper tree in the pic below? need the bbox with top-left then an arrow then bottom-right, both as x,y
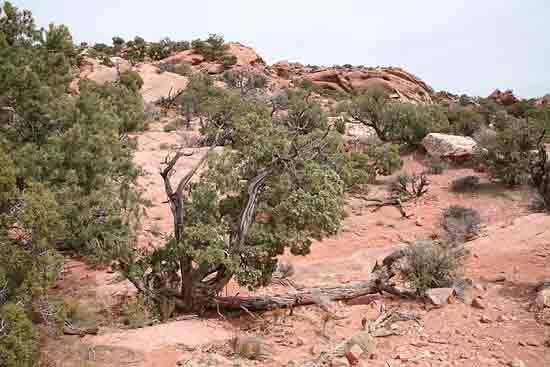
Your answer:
119,89 -> 366,312
0,5 -> 145,364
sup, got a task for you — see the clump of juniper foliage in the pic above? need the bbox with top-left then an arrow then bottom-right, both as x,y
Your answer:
339,88 -> 450,147
441,205 -> 481,243
476,115 -> 545,186
0,3 -> 146,364
450,175 -> 480,192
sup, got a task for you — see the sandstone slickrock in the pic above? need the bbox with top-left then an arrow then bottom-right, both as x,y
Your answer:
422,133 -> 477,159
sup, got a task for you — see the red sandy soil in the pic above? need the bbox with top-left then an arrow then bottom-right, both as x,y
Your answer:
42,126 -> 550,367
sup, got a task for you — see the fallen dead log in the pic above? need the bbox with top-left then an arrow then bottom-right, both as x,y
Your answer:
214,280 -> 380,311
63,325 -> 99,336
214,249 -> 411,312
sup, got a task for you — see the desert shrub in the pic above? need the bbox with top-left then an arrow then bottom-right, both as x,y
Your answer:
424,155 -> 449,175
450,175 -> 480,192
0,303 -> 38,367
163,119 -> 184,132
401,240 -> 469,295
159,62 -> 192,77
221,54 -> 237,67
528,145 -> 550,211
339,152 -> 375,191
340,89 -> 449,146
367,143 -> 403,176
144,103 -> 163,121
276,262 -> 295,278
118,70 -> 144,92
192,34 -> 229,62
334,118 -> 346,135
63,297 -> 98,331
119,295 -> 150,328
441,205 -> 481,243
223,69 -> 267,96
391,172 -> 429,198
119,84 -> 361,312
447,107 -> 484,136
479,119 -> 540,186
0,2 -> 144,347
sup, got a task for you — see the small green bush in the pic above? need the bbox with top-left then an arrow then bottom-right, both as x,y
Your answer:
481,119 -> 539,186
334,119 -> 346,135
120,295 -> 150,328
529,145 -> 550,212
368,143 -> 403,176
63,297 -> 98,331
424,155 -> 449,175
450,175 -> 480,193
441,205 -> 481,243
221,54 -> 238,67
163,119 -> 183,132
119,70 -> 144,92
0,304 -> 38,367
401,240 -> 469,295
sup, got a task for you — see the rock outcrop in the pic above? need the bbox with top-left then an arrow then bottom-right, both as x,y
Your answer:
70,42 -> 437,105
422,133 -> 477,159
271,62 -> 434,104
535,94 -> 550,107
70,56 -> 188,103
488,89 -> 519,106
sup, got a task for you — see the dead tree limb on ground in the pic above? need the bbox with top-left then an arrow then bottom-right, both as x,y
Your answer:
354,173 -> 430,218
214,248 -> 413,312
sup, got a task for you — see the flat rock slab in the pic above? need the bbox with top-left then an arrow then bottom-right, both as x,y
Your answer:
89,319 -> 231,353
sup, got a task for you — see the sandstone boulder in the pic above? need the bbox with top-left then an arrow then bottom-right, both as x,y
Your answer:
422,133 -> 477,159
489,89 -> 519,106
535,288 -> 550,310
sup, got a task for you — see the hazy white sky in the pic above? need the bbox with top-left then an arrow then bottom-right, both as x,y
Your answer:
13,0 -> 550,98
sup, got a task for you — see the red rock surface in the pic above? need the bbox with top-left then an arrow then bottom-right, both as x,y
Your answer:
488,89 -> 519,106
71,42 -> 437,104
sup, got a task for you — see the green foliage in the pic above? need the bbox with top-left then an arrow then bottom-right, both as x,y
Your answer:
341,89 -> 449,146
447,107 -> 484,136
121,89 -> 359,310
401,240 -> 469,295
477,118 -> 542,185
0,2 -> 144,350
367,143 -> 403,176
0,303 -> 38,367
176,73 -> 221,128
450,175 -> 480,193
441,205 -> 481,243
221,54 -> 238,67
118,70 -> 144,92
339,152 -> 375,191
507,99 -> 538,119
223,69 -> 267,96
119,295 -> 150,328
424,155 -> 448,175
529,144 -> 550,211
192,33 -> 230,62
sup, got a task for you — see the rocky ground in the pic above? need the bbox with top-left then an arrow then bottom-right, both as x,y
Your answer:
41,121 -> 550,367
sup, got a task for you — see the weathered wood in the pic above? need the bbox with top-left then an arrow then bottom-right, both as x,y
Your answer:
214,280 -> 380,311
63,326 -> 99,336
